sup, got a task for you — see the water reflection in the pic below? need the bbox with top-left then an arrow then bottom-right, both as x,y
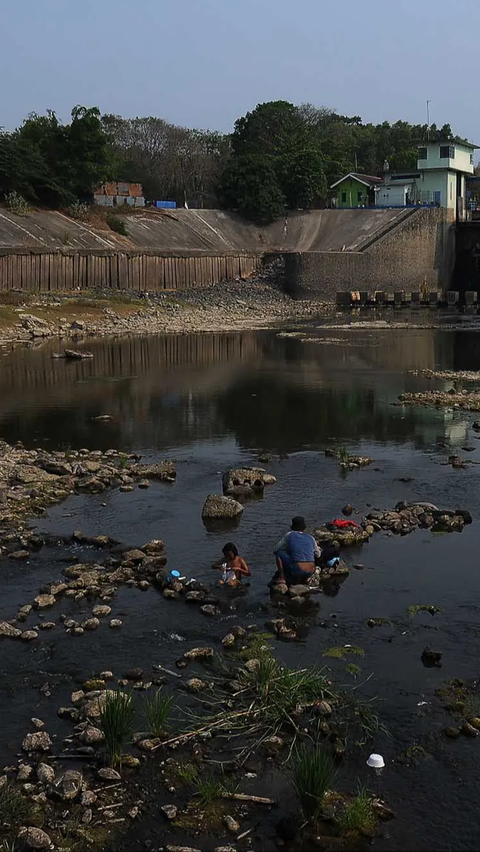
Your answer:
0,317 -> 479,452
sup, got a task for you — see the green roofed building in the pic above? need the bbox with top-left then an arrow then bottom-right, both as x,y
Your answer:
330,172 -> 383,208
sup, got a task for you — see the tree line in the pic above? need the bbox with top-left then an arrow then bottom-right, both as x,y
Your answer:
0,101 -> 458,222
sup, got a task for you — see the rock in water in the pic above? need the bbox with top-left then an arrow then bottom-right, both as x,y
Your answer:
97,767 -> 121,781
37,763 -> 55,784
49,769 -> 83,800
22,731 -> 52,753
17,826 -> 53,849
421,647 -> 442,667
201,494 -> 243,519
0,620 -> 22,638
161,804 -> 178,820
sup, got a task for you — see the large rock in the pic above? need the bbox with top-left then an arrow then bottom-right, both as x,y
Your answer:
17,826 -> 53,850
49,769 -> 83,801
131,461 -> 176,482
37,763 -> 55,784
34,594 -> 56,608
223,466 -> 276,495
0,621 -> 22,638
22,731 -> 52,752
201,494 -> 243,519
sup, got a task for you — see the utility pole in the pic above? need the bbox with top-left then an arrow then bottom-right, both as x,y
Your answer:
426,100 -> 431,140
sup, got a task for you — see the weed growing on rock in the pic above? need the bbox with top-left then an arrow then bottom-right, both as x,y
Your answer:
408,604 -> 443,617
323,646 -> 365,660
291,744 -> 338,821
175,762 -> 198,786
99,689 -> 135,766
144,688 -> 173,737
337,785 -> 376,836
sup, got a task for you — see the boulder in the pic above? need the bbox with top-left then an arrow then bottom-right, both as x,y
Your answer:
34,595 -> 56,609
109,619 -> 123,628
185,677 -> 206,693
17,826 -> 53,850
49,769 -> 83,801
222,467 -> 276,495
184,647 -> 214,661
0,620 -> 22,638
81,618 -> 100,631
92,605 -> 112,617
142,539 -> 165,555
122,549 -> 146,563
201,494 -> 243,519
97,767 -> 121,781
161,804 -> 178,820
37,763 -> 55,784
20,631 -> 38,642
131,461 -> 176,482
22,731 -> 52,752
17,764 -> 33,782
288,584 -> 312,598
80,727 -> 104,745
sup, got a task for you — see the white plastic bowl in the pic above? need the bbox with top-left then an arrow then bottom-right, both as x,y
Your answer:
366,753 -> 385,769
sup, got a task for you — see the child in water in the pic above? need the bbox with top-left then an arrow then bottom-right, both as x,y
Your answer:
213,543 -> 251,587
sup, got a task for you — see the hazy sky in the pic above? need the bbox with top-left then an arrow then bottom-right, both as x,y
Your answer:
2,0 -> 479,141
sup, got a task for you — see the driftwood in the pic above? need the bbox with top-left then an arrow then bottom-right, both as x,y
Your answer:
221,791 -> 275,805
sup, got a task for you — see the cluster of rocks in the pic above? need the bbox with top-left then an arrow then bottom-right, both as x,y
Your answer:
397,388 -> 480,411
1,712 -> 141,851
1,270 -> 331,348
325,448 -> 373,471
202,467 -> 277,519
0,539 -> 167,641
408,369 -> 480,381
0,439 -> 176,556
313,501 -> 472,547
364,502 -> 472,535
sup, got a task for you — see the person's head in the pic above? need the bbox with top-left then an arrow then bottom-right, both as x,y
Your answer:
222,542 -> 238,560
291,516 -> 306,532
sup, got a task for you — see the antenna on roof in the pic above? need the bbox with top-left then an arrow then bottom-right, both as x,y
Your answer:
426,100 -> 431,140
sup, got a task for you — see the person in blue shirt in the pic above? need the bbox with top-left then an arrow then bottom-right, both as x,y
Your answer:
272,516 -> 321,586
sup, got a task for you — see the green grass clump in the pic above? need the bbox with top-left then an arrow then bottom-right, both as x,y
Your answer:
0,782 -> 31,825
338,785 -> 376,836
175,762 -> 198,785
98,689 -> 135,766
194,773 -> 224,806
323,646 -> 365,660
144,687 -> 174,738
238,632 -> 273,661
291,744 -> 338,821
408,604 -> 443,617
107,213 -> 129,236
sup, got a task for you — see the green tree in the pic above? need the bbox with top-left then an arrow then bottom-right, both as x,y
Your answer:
221,100 -> 326,222
218,154 -> 285,224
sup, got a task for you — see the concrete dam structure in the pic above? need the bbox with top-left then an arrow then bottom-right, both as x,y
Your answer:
0,207 -> 455,300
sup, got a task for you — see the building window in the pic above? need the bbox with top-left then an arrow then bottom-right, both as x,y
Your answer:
418,147 -> 427,160
471,153 -> 474,165
341,191 -> 347,203
440,145 -> 455,159
357,190 -> 363,202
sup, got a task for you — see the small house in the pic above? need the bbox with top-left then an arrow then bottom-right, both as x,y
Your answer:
94,182 -> 145,208
330,173 -> 383,208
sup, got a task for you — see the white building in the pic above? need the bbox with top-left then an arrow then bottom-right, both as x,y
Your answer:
376,139 -> 479,218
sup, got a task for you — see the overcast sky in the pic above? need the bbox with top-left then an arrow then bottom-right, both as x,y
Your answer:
2,0 -> 479,141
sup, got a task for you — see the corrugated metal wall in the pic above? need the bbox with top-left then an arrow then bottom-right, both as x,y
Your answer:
0,252 -> 263,292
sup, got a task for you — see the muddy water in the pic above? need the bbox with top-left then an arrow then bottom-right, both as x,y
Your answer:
2,312 -> 480,850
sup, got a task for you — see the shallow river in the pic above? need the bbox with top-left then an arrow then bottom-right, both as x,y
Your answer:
2,311 -> 480,850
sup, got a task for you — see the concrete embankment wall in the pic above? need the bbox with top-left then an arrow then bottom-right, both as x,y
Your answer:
284,208 -> 456,299
0,207 -> 454,297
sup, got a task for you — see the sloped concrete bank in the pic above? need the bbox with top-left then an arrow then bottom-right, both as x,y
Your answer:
0,206 -> 454,303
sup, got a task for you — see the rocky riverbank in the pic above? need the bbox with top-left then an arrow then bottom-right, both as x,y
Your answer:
0,265 -> 330,349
